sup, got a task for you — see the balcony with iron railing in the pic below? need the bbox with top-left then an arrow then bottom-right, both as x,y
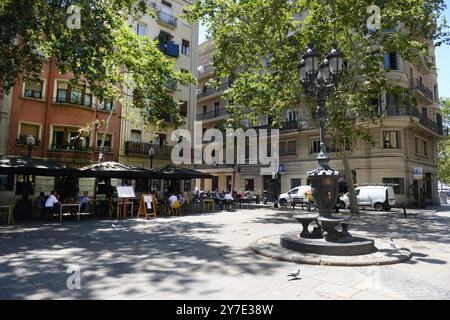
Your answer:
125,142 -> 173,159
158,42 -> 179,58
252,120 -> 306,133
157,11 -> 177,28
197,82 -> 230,99
53,91 -> 94,109
197,107 -> 228,121
384,106 -> 445,136
413,79 -> 434,102
50,144 -> 92,152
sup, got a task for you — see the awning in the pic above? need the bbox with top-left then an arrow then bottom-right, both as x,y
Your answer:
0,156 -> 80,176
156,165 -> 214,179
79,161 -> 162,179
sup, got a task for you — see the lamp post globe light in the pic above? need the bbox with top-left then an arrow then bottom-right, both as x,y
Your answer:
26,134 -> 35,157
299,43 -> 344,220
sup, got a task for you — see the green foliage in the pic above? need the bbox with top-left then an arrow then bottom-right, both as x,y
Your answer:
438,98 -> 450,184
185,0 -> 449,147
0,0 -> 195,128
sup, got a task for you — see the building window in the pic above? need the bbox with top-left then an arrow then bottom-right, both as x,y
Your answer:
98,98 -> 113,111
131,130 -> 141,143
383,131 -> 400,149
214,102 -> 220,117
153,179 -> 161,191
184,179 -> 192,192
203,105 -> 207,115
382,178 -> 405,194
24,79 -> 43,99
70,86 -> 83,105
136,22 -> 146,36
97,178 -> 111,194
179,101 -> 188,117
18,123 -> 40,146
52,127 -> 90,151
55,82 -> 92,107
0,174 -> 14,191
181,39 -> 190,56
56,82 -> 69,103
291,178 -> 301,189
97,133 -> 112,152
311,140 -> 320,154
15,175 -> 35,195
135,179 -> 149,192
384,52 -> 399,70
287,110 -> 298,122
415,137 -> 428,156
245,179 -> 254,191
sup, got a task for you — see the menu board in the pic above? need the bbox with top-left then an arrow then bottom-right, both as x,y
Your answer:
116,186 -> 135,198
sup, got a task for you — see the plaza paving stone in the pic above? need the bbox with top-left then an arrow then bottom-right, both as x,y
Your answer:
0,205 -> 450,299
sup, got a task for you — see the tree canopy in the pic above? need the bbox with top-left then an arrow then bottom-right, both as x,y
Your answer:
186,0 -> 449,136
0,0 -> 194,127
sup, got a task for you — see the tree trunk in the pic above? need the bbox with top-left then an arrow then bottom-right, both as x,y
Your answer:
342,153 -> 359,214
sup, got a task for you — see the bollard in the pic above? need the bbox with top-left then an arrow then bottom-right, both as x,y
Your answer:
402,203 -> 407,218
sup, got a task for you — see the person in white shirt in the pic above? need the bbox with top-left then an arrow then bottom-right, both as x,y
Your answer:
168,194 -> 178,206
44,190 -> 59,220
224,193 -> 234,201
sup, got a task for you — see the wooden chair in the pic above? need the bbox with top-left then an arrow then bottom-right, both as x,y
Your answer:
0,202 -> 15,225
171,200 -> 182,216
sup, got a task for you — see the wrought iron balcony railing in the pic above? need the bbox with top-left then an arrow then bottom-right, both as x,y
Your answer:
197,82 -> 229,99
158,42 -> 179,58
414,79 -> 434,101
384,106 -> 444,135
157,11 -> 177,28
196,108 -> 228,121
125,142 -> 173,159
50,144 -> 92,152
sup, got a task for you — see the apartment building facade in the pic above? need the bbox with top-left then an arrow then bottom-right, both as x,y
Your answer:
119,0 -> 199,185
0,58 -> 122,201
195,40 -> 447,205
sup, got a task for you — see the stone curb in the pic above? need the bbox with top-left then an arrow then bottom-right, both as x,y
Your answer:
250,235 -> 412,267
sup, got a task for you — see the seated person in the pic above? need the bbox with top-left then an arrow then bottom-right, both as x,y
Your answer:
80,191 -> 90,213
44,190 -> 60,220
223,192 -> 234,210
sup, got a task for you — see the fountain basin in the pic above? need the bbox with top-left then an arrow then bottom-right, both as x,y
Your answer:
280,231 -> 376,256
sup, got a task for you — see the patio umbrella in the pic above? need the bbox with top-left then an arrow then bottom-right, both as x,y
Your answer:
156,165 -> 213,179
79,161 -> 162,179
0,156 -> 80,176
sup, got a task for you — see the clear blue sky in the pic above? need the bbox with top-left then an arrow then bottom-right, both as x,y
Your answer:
199,5 -> 450,98
436,2 -> 450,99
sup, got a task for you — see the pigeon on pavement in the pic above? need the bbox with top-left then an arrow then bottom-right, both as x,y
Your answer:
287,269 -> 301,280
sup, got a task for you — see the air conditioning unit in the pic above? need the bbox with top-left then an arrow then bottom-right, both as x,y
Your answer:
150,1 -> 161,11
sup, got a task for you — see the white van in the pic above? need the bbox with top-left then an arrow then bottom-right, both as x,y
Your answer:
278,186 -> 311,206
340,186 -> 395,211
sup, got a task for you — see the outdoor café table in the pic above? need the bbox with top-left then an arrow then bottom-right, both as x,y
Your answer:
0,205 -> 14,225
59,203 -> 80,222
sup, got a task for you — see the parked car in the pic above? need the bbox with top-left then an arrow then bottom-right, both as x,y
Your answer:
339,186 -> 395,211
278,186 -> 312,206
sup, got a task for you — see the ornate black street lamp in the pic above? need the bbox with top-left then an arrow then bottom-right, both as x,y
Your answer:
149,142 -> 155,191
299,44 -> 344,219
